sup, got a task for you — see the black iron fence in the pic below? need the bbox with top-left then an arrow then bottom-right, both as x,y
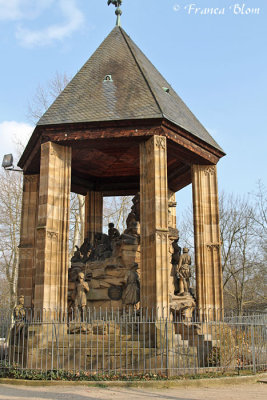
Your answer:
0,308 -> 266,377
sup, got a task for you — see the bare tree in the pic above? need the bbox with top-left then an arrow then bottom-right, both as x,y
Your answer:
103,196 -> 132,233
27,72 -> 70,124
252,181 -> 267,236
0,276 -> 10,313
220,191 -> 266,314
27,72 -> 87,255
0,170 -> 22,310
178,189 -> 267,315
69,193 -> 85,254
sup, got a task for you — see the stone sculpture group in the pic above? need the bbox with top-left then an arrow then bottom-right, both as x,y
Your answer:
12,193 -> 195,326
67,193 -> 195,322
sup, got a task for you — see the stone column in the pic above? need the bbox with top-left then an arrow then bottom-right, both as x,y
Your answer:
84,191 -> 103,243
34,142 -> 71,314
17,175 -> 39,308
191,165 -> 223,320
140,135 -> 169,317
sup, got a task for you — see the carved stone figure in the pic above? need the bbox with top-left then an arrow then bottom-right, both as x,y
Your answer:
122,221 -> 139,245
131,193 -> 140,222
176,248 -> 191,295
122,263 -> 140,308
11,295 -> 27,340
126,211 -> 137,229
172,238 -> 181,265
80,238 -> 92,261
108,223 -> 120,241
171,238 -> 182,294
108,223 -> 120,250
168,199 -> 177,227
14,295 -> 26,321
71,238 -> 92,264
75,272 -> 89,321
122,194 -> 140,245
90,233 -> 112,261
71,246 -> 82,263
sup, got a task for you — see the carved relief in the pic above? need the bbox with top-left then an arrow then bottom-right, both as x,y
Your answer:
204,166 -> 216,176
155,136 -> 166,150
156,231 -> 168,240
47,231 -> 58,240
206,243 -> 220,250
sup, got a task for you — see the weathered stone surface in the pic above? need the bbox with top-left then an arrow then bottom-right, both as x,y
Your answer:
90,279 -> 101,289
101,277 -> 125,286
68,282 -> 75,290
140,135 -> 169,315
17,175 -> 39,308
98,280 -> 111,288
105,266 -> 126,278
85,191 -> 103,243
192,165 -> 223,319
121,250 -> 140,266
34,142 -> 71,313
68,236 -> 142,309
87,288 -> 110,301
91,268 -> 106,279
170,293 -> 196,321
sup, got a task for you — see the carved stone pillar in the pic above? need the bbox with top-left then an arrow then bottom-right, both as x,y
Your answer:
168,190 -> 177,229
168,190 -> 177,297
84,191 -> 103,243
34,142 -> 71,314
191,165 -> 223,319
17,175 -> 39,308
140,135 -> 169,316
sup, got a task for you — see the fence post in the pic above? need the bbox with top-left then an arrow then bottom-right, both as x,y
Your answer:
166,319 -> 169,375
251,325 -> 256,374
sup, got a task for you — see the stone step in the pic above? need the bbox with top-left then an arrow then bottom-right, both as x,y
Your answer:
25,335 -> 152,347
21,354 -> 185,373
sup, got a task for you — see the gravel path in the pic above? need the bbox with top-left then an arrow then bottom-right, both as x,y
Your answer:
0,382 -> 266,400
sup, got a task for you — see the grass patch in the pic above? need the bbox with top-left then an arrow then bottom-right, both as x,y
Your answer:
0,362 -> 264,382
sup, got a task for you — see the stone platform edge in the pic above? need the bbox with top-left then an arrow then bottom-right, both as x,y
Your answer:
0,372 -> 266,388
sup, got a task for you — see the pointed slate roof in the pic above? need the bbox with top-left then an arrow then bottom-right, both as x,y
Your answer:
38,26 -> 222,152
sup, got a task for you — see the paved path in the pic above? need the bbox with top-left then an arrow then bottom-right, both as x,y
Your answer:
0,383 -> 266,400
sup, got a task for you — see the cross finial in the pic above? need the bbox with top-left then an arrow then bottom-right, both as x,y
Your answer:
107,0 -> 122,27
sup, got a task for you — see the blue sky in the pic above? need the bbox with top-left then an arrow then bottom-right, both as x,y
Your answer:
0,0 -> 266,216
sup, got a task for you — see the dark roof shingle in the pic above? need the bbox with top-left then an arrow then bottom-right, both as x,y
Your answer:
38,26 -> 222,152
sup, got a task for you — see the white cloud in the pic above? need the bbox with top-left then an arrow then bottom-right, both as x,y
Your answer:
0,0 -> 54,21
15,0 -> 85,47
0,121 -> 33,162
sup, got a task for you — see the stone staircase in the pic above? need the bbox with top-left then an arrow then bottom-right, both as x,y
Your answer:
9,320 -> 217,374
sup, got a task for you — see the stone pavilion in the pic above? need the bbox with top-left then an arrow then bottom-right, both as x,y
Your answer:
17,25 -> 225,319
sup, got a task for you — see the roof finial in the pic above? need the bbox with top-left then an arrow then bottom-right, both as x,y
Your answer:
107,0 -> 122,27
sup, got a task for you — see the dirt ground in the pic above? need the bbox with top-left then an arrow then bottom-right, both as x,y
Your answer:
0,382 -> 266,400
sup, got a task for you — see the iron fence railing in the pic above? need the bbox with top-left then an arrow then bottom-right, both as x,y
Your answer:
0,308 -> 266,377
